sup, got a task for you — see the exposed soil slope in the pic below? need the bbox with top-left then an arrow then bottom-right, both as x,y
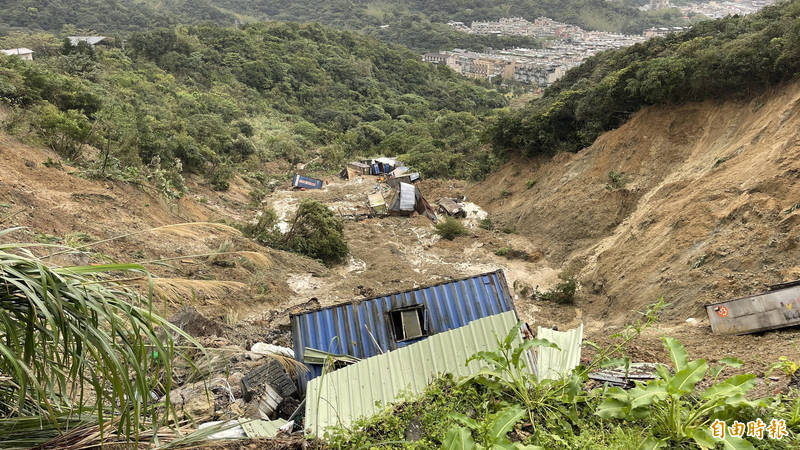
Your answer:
471,81 -> 800,323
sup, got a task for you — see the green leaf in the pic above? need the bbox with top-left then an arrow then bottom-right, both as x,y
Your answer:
719,357 -> 743,368
668,359 -> 708,394
662,337 -> 688,372
654,364 -> 671,381
691,428 -> 717,449
628,382 -> 667,409
450,413 -> 479,431
701,374 -> 756,400
718,434 -> 756,450
442,425 -> 476,450
636,436 -> 667,450
487,405 -> 526,443
596,398 -> 629,419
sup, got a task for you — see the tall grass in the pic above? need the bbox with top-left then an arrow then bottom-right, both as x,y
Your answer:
0,233 -> 195,446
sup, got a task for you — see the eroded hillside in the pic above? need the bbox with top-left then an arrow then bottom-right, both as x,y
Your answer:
472,81 -> 800,325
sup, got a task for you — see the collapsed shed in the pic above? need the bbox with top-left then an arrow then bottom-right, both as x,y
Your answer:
291,174 -> 323,190
290,270 -> 517,393
387,182 -> 436,221
438,198 -> 466,218
304,311 -> 528,434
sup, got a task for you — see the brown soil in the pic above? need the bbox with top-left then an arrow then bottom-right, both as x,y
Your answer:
469,80 -> 800,376
3,81 -> 800,402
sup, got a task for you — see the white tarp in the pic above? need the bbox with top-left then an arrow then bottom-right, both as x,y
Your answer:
399,182 -> 416,211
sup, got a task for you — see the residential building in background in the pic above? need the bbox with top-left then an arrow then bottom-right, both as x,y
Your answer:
1,48 -> 33,60
432,5 -> 775,87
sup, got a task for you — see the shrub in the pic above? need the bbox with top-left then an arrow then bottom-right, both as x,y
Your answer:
539,277 -> 577,304
499,189 -> 512,198
435,217 -> 468,240
526,179 -> 536,189
500,224 -> 517,234
606,170 -> 626,190
285,199 -> 348,266
495,246 -> 529,260
478,217 -> 494,230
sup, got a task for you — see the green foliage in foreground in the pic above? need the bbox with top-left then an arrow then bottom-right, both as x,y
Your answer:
325,300 -> 799,449
597,337 -> 759,448
490,1 -> 800,158
0,230 -> 193,446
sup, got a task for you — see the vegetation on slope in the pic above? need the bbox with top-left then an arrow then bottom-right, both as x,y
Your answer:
489,1 -> 800,157
0,22 -> 506,188
209,0 -> 686,35
0,0 -> 686,52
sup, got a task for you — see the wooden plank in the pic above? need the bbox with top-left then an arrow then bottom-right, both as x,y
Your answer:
706,285 -> 800,334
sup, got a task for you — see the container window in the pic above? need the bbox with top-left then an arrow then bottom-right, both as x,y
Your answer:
390,305 -> 427,341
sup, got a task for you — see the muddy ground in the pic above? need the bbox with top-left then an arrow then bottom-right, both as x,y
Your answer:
3,79 -> 800,407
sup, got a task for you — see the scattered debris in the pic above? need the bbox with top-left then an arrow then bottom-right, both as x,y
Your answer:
705,282 -> 800,334
685,317 -> 700,327
387,182 -> 437,222
290,270 -> 517,392
291,174 -> 323,190
242,359 -> 297,403
250,343 -> 295,359
535,324 -> 584,381
588,363 -> 659,388
303,348 -> 360,366
304,311 -> 527,435
437,197 -> 467,218
367,192 -> 386,215
198,418 -> 290,440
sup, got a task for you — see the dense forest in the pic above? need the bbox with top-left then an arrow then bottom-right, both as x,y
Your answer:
0,0 -> 686,52
0,22 -> 507,193
489,0 -> 800,157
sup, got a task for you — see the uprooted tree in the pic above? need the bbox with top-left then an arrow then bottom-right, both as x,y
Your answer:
245,199 -> 349,266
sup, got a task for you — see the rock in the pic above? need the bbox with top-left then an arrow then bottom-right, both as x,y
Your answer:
685,318 -> 700,327
404,417 -> 424,441
227,372 -> 245,398
24,160 -> 36,168
169,306 -> 225,338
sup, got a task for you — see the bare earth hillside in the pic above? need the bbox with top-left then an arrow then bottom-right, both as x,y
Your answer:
3,82 -> 800,389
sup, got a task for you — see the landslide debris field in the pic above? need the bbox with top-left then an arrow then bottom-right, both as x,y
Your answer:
3,81 -> 800,399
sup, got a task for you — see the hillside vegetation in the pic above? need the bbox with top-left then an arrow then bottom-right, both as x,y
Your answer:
489,0 -> 800,157
0,0 -> 685,51
0,22 -> 505,191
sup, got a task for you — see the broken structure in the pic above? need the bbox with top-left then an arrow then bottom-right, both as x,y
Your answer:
387,182 -> 437,221
290,270 -> 517,392
437,198 -> 467,218
291,174 -> 323,190
304,311 -> 528,434
705,281 -> 800,334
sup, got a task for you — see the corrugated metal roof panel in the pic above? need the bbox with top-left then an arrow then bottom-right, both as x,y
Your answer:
304,311 -> 526,435
399,182 -> 416,211
291,270 -> 516,392
535,324 -> 583,381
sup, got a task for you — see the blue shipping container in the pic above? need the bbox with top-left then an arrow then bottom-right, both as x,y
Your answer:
290,270 -> 516,392
292,174 -> 323,189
